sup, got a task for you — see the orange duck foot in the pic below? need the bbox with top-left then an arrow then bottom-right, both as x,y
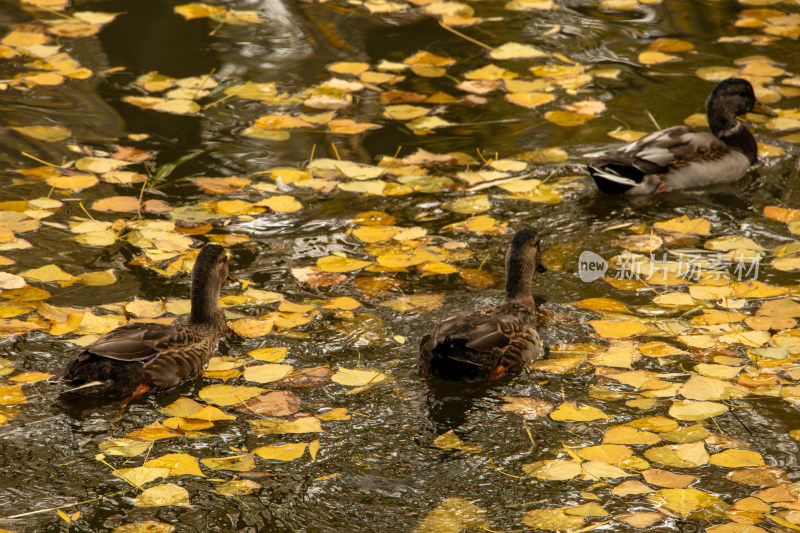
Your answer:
119,383 -> 150,407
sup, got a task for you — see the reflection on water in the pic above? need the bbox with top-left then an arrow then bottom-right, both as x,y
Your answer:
0,0 -> 799,530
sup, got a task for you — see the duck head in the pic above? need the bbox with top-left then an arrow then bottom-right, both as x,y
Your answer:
706,78 -> 775,136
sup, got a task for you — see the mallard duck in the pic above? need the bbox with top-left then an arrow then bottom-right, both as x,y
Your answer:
588,78 -> 775,195
418,230 -> 546,383
61,244 -> 230,398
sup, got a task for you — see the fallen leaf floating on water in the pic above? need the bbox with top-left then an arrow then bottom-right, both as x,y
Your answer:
132,483 -> 190,507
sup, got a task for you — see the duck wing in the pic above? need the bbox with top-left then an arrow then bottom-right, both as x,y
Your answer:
419,305 -> 539,382
589,126 -> 729,193
83,322 -> 199,362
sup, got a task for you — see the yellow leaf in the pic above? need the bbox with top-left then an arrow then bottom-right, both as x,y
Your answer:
521,508 -> 585,531
248,347 -> 287,362
198,384 -> 266,406
92,196 -> 141,213
76,270 -> 117,286
679,375 -> 749,401
9,371 -> 51,383
125,422 -> 182,441
653,215 -> 711,235
243,363 -> 293,383
255,195 -> 302,213
378,294 -> 443,313
403,50 -> 456,67
642,468 -> 695,488
648,488 -> 720,518
644,441 -> 709,468
544,110 -> 594,126
328,119 -> 381,134
331,367 -> 388,387
321,297 -> 360,310
328,61 -> 370,76
709,449 -> 765,468
442,215 -> 508,235
638,51 -> 680,65
215,479 -> 261,496
228,317 -> 274,337
254,442 -> 308,461
764,205 -> 800,223
602,426 -> 661,445
200,452 -> 255,472
490,42 -> 548,60
143,453 -> 205,477
376,247 -> 445,268
416,498 -> 487,533
114,466 -> 171,486
587,320 -> 644,339
523,459 -> 582,480
505,92 -> 555,109
248,417 -> 323,435
20,264 -> 73,283
668,400 -> 728,421
316,255 -> 372,273
0,384 -> 26,405
98,438 -> 150,457
576,444 -> 632,465
550,402 -> 610,422
11,124 -> 71,142
132,482 -> 190,508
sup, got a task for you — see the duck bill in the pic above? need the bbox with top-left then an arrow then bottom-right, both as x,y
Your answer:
751,101 -> 778,117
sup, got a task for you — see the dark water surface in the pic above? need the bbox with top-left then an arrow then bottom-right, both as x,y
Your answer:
1,0 -> 800,531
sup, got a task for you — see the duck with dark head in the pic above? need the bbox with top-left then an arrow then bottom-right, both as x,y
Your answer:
588,78 -> 776,195
418,230 -> 546,384
61,244 -> 230,399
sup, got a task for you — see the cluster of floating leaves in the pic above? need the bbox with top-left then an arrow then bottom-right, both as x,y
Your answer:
3,0 -> 800,531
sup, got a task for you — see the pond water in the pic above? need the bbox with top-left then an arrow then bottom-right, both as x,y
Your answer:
2,0 -> 800,531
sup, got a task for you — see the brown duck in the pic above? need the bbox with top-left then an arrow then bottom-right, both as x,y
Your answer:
61,244 -> 230,398
418,230 -> 546,383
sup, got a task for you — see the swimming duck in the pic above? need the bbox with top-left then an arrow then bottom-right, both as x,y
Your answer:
61,244 -> 230,398
588,78 -> 775,195
418,230 -> 546,383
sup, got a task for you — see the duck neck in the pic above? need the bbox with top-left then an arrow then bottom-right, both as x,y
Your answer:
707,106 -> 758,164
503,255 -> 535,309
717,121 -> 758,164
189,277 -> 222,325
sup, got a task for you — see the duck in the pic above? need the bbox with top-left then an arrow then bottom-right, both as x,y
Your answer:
418,230 -> 546,383
588,78 -> 775,195
61,244 -> 230,398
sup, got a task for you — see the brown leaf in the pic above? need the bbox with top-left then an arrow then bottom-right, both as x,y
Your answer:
235,391 -> 300,416
274,366 -> 334,388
